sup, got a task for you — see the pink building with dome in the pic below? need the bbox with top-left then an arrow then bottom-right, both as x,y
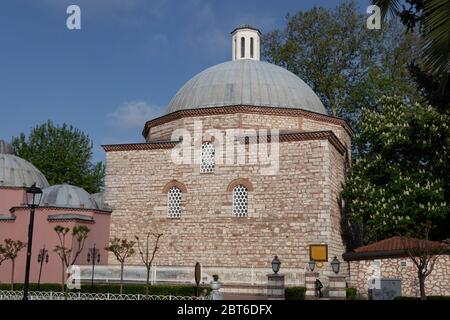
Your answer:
0,140 -> 111,285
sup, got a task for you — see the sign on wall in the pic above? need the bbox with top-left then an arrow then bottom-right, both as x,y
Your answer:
309,244 -> 328,262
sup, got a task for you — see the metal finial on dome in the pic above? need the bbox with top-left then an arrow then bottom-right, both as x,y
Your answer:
0,140 -> 15,155
231,25 -> 260,61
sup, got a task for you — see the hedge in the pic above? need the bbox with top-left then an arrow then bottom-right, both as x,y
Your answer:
395,296 -> 450,300
285,287 -> 306,300
346,287 -> 357,300
0,283 -> 210,296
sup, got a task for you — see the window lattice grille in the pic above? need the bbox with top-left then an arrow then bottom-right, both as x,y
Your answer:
200,142 -> 215,173
233,185 -> 248,217
167,187 -> 182,218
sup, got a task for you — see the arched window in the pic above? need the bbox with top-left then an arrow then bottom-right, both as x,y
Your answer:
250,37 -> 254,58
233,185 -> 248,217
201,141 -> 215,173
240,37 -> 245,58
167,186 -> 182,218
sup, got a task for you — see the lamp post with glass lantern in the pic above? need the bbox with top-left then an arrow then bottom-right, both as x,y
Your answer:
87,244 -> 100,288
308,260 -> 316,272
37,246 -> 49,290
23,183 -> 43,301
331,256 -> 340,274
271,256 -> 281,274
267,256 -> 284,300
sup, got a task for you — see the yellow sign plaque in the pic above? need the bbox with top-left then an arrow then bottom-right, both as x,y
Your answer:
309,244 -> 328,262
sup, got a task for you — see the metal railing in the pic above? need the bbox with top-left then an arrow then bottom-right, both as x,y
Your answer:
0,290 -> 212,300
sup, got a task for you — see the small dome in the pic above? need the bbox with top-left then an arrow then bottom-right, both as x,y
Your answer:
41,184 -> 97,209
91,192 -> 109,210
0,140 -> 14,155
166,59 -> 326,115
0,154 -> 49,188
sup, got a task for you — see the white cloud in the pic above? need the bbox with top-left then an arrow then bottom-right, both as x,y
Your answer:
107,101 -> 163,129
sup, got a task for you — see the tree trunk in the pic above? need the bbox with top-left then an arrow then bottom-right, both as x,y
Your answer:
146,266 -> 151,295
61,261 -> 65,292
120,263 -> 124,294
419,272 -> 427,300
10,259 -> 15,291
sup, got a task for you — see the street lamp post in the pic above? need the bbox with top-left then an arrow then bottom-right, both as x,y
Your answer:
23,183 -> 43,301
87,244 -> 100,288
37,246 -> 49,290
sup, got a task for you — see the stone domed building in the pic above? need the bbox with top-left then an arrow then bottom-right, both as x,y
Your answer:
103,26 -> 352,290
0,141 -> 111,285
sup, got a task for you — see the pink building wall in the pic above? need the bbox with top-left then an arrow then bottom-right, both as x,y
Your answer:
0,187 -> 111,285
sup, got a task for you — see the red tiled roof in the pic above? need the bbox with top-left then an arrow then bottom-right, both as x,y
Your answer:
354,236 -> 446,253
344,236 -> 449,261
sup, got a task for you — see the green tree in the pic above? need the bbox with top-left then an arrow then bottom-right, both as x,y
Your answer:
135,232 -> 163,295
374,0 -> 449,111
374,0 -> 449,76
53,225 -> 90,293
105,238 -> 136,294
262,1 -> 421,131
0,239 -> 26,290
12,120 -> 105,193
400,221 -> 447,300
341,96 -> 450,247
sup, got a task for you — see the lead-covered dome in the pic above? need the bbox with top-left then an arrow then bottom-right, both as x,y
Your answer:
0,153 -> 49,188
41,184 -> 97,209
166,60 -> 326,115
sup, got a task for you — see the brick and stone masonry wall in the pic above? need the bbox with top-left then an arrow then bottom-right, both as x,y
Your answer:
147,112 -> 352,157
104,131 -> 348,284
348,256 -> 450,298
106,111 -> 351,285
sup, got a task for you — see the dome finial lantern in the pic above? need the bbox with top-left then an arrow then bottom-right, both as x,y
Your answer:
231,25 -> 261,61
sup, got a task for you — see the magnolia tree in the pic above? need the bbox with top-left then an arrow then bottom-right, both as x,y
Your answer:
0,239 -> 26,290
342,96 -> 450,246
53,225 -> 90,292
105,238 -> 135,294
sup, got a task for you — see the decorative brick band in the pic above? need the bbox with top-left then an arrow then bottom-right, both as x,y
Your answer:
162,180 -> 188,193
0,186 -> 27,190
47,214 -> 95,223
226,178 -> 254,192
277,131 -> 346,155
142,105 -> 353,138
102,130 -> 346,155
0,214 -> 16,222
102,140 -> 180,152
9,206 -> 112,215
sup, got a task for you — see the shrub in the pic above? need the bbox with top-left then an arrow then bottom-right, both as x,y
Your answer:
346,287 -> 357,300
395,295 -> 450,300
285,287 -> 306,300
425,296 -> 450,300
0,283 -> 61,292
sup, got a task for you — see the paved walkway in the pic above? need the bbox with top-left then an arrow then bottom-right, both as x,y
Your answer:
223,293 -> 268,300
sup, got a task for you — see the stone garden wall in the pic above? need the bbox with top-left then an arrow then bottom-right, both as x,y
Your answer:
348,256 -> 450,298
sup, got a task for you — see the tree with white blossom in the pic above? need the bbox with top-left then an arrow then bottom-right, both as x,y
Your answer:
342,96 -> 450,247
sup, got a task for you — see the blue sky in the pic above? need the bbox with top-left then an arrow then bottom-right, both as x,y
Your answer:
0,0 -> 369,162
